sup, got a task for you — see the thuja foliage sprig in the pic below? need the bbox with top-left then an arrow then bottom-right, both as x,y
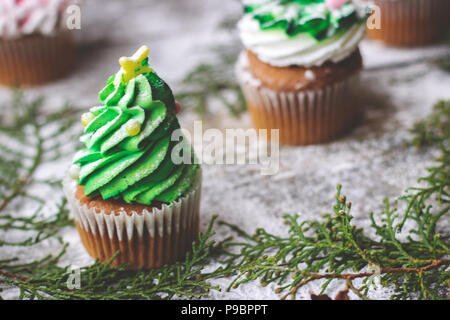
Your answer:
432,55 -> 450,73
219,100 -> 450,300
1,216 -> 227,300
408,99 -> 449,149
0,90 -> 79,212
175,15 -> 246,117
0,90 -> 80,293
0,199 -> 70,246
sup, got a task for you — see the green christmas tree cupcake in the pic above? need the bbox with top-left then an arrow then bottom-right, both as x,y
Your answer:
63,46 -> 201,269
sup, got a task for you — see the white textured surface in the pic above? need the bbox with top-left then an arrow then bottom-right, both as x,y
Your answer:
0,0 -> 449,300
238,13 -> 366,67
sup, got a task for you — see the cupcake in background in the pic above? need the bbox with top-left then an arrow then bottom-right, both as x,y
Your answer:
0,0 -> 78,86
237,0 -> 368,145
63,46 -> 202,269
366,0 -> 450,47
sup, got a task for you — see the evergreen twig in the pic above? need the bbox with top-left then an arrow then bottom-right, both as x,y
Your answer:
217,100 -> 450,300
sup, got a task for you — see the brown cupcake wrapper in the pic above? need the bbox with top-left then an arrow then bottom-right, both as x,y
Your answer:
237,54 -> 361,146
366,0 -> 450,46
0,31 -> 76,86
63,170 -> 202,269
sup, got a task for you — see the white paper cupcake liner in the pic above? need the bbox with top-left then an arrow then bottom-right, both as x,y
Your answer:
236,53 -> 362,145
63,169 -> 202,269
366,0 -> 449,46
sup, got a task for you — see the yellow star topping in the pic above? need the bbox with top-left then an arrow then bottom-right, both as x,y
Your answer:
116,45 -> 152,84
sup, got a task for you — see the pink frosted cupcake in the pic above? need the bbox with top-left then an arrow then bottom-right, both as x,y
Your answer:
0,0 -> 78,86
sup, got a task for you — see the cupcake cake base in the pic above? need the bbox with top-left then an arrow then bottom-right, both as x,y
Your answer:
63,170 -> 202,270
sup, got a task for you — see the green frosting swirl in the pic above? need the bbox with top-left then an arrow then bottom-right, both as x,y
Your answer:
72,49 -> 199,205
244,0 -> 366,40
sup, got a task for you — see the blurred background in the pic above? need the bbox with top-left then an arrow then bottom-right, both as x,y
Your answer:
1,0 -> 449,126
0,0 -> 240,108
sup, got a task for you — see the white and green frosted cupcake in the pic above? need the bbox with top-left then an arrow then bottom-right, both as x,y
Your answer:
236,0 -> 368,145
63,46 -> 201,269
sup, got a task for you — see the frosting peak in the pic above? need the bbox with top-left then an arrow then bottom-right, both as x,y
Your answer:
117,45 -> 153,85
72,46 -> 198,205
